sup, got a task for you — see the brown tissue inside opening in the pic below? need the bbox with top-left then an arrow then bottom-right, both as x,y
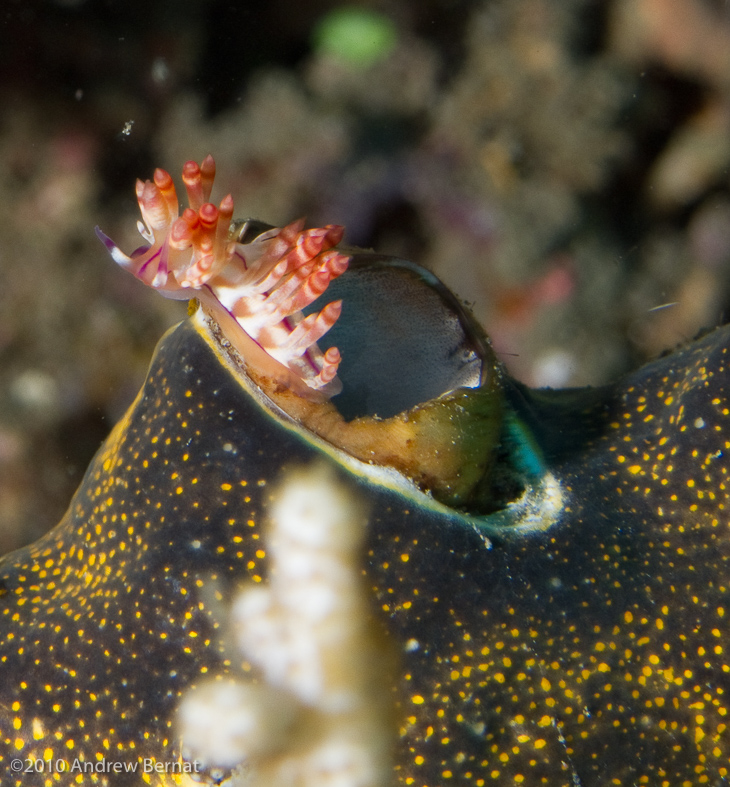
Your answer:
250,367 -> 502,509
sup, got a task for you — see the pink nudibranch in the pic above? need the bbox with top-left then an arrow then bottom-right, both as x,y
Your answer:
96,155 -> 350,398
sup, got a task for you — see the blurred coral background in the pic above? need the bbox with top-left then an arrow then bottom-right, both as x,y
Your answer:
1,0 -> 729,553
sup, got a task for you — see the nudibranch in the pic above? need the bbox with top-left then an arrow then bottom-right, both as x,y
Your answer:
1,157 -> 730,786
95,155 -> 350,398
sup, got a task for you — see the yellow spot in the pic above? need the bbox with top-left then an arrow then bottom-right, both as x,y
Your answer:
415,755 -> 424,766
535,739 -> 546,749
412,695 -> 424,705
14,738 -> 24,750
221,483 -> 232,491
624,611 -> 633,623
628,465 -> 641,475
401,554 -> 410,563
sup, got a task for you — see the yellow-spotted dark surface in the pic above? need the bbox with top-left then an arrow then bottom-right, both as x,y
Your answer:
381,324 -> 730,786
0,318 -> 309,786
2,314 -> 730,785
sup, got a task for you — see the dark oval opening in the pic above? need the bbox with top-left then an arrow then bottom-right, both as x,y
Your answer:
309,255 -> 489,420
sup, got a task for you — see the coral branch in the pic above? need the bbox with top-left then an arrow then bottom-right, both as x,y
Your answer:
96,157 -> 350,397
177,465 -> 394,786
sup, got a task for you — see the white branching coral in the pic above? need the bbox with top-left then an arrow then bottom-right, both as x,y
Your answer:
96,156 -> 350,397
177,465 -> 394,787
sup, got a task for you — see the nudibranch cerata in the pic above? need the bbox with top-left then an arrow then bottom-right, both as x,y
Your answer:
0,157 -> 730,786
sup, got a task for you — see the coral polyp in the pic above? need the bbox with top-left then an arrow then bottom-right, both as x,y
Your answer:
96,155 -> 350,397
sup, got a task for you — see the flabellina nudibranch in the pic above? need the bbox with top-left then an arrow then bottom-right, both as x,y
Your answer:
99,157 -> 507,514
95,155 -> 350,398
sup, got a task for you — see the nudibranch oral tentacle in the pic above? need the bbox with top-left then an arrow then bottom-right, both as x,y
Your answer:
95,155 -> 350,398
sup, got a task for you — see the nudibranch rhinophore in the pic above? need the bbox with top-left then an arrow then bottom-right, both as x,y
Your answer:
1,157 -> 730,786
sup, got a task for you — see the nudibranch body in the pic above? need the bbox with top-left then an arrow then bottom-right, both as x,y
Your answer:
1,159 -> 730,785
95,155 -> 350,398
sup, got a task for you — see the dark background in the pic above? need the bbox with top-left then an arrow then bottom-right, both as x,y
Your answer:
1,0 -> 729,552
